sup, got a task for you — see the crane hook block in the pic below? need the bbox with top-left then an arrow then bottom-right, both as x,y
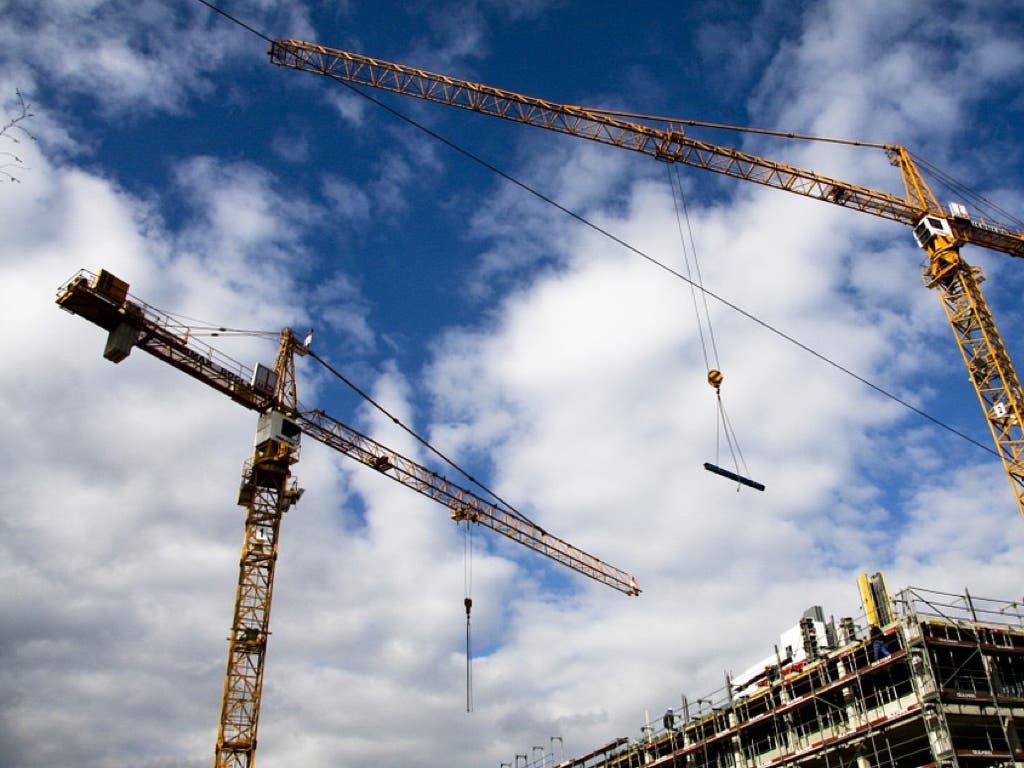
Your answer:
703,462 -> 765,492
707,369 -> 724,391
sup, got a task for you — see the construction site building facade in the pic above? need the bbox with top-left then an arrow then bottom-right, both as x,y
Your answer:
543,584 -> 1024,768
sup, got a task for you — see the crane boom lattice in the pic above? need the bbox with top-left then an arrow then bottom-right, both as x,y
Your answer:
56,269 -> 639,768
294,407 -> 638,594
268,39 -> 1024,256
55,270 -> 639,596
268,37 -> 1024,518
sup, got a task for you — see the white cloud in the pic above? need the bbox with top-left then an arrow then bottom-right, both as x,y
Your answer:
417,3 -> 1024,759
324,87 -> 371,127
0,2 -> 321,118
321,173 -> 372,222
3,2 -> 1024,768
0,96 -> 369,766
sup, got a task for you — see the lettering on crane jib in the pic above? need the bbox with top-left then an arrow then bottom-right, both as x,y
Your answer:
175,342 -> 246,391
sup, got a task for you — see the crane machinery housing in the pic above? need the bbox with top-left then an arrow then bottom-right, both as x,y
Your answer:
56,268 -> 639,768
267,38 -> 1024,521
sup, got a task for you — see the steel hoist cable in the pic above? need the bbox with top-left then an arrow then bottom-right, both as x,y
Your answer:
464,522 -> 473,713
191,0 -> 1004,466
666,166 -> 763,491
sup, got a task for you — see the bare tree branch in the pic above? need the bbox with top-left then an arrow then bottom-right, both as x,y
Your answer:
1,89 -> 36,183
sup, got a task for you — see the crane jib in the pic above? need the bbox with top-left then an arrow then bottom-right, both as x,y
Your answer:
294,409 -> 641,595
268,38 -> 1024,520
55,268 -> 642,595
268,38 -> 1024,258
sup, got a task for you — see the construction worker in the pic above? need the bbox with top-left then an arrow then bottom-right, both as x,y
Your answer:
869,624 -> 891,661
663,708 -> 675,731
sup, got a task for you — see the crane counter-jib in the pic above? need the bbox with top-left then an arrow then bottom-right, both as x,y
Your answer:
56,269 -> 273,411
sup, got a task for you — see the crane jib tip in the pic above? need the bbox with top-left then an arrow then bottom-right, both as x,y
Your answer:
703,462 -> 766,492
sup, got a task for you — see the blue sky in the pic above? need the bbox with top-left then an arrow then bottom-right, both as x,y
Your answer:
2,2 -> 1024,767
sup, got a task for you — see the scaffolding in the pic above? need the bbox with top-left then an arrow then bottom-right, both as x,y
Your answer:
515,585 -> 1024,768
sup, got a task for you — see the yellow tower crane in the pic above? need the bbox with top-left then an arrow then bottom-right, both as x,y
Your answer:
56,269 -> 639,768
268,38 -> 1024,519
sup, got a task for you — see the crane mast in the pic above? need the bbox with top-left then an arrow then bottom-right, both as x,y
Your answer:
920,225 -> 1024,514
56,269 -> 639,768
269,38 -> 1024,519
215,331 -> 304,768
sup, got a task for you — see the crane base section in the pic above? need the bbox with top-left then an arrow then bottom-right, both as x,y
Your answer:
703,462 -> 765,492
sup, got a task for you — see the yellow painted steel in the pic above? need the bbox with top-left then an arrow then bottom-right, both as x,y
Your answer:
858,572 -> 878,627
268,38 -> 1024,258
214,449 -> 298,768
890,146 -> 941,214
859,571 -> 894,627
56,270 -> 639,768
268,38 -> 1024,518
924,242 -> 1024,517
54,273 -> 639,595
214,331 -> 303,768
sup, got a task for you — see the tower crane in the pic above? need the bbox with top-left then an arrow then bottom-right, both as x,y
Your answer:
268,38 -> 1024,520
55,268 -> 640,768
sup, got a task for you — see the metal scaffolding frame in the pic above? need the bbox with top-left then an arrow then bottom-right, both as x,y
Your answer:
525,586 -> 1024,768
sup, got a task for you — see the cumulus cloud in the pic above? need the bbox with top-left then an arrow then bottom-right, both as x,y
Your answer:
3,3 -> 1024,768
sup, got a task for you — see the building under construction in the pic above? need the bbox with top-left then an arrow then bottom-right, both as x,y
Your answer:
529,576 -> 1024,768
